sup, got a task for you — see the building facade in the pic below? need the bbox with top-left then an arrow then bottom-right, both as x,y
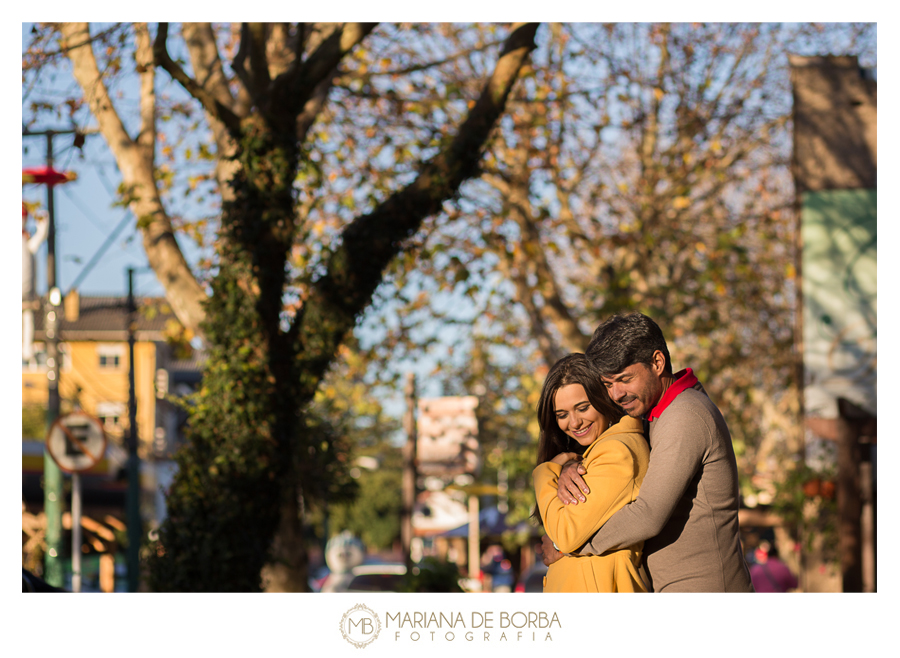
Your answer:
22,293 -> 202,591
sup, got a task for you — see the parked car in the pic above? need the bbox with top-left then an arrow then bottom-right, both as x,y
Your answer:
22,568 -> 66,593
319,563 -> 407,593
514,563 -> 547,593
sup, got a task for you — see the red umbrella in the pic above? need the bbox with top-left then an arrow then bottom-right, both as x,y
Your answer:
22,166 -> 77,186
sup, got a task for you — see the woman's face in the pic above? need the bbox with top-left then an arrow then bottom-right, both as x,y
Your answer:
553,384 -> 609,447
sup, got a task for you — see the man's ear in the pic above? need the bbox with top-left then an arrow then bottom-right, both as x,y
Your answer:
650,350 -> 667,376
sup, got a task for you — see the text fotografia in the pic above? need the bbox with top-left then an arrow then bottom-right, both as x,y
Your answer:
387,611 -> 561,642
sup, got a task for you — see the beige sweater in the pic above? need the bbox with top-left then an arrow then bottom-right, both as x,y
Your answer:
577,381 -> 753,592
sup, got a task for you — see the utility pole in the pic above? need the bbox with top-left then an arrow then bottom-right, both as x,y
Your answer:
126,268 -> 141,591
401,373 -> 417,571
41,131 -> 65,588
23,127 -> 80,588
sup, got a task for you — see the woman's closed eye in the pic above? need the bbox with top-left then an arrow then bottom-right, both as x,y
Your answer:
557,403 -> 591,419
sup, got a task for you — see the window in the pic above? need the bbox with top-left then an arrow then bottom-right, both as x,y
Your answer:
96,401 -> 126,436
97,344 -> 125,370
22,348 -> 47,371
22,343 -> 68,372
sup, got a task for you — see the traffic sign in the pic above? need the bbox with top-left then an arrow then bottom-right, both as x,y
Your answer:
417,396 -> 480,477
45,411 -> 107,473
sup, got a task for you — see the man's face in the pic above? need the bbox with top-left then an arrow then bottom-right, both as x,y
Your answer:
600,352 -> 666,418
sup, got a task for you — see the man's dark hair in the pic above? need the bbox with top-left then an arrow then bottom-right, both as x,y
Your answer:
585,312 -> 672,376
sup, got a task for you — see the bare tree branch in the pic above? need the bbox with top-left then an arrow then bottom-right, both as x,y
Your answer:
154,22 -> 242,135
497,247 -> 567,367
182,22 -> 241,202
246,23 -> 272,92
134,23 -> 156,154
60,22 -> 208,334
232,23 -> 254,96
59,23 -> 135,166
373,38 -> 506,77
295,77 -> 334,143
294,22 -> 540,390
265,23 -> 295,79
271,22 -> 377,119
182,23 -> 239,114
484,167 -> 589,358
23,22 -> 125,70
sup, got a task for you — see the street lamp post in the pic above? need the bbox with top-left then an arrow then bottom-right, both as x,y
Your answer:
23,128 -> 80,588
126,267 -> 141,592
401,373 -> 417,572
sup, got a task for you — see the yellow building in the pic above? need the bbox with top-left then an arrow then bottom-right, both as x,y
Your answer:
23,293 -> 203,591
23,293 -> 193,455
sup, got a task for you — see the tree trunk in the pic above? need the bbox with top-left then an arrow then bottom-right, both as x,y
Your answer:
261,483 -> 309,592
144,22 -> 539,591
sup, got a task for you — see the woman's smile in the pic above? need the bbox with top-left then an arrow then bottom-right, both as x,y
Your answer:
571,423 -> 593,438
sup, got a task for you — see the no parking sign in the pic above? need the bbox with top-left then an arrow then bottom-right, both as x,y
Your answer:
45,411 -> 107,473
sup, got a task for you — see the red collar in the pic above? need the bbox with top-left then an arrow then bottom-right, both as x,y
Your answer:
647,368 -> 698,422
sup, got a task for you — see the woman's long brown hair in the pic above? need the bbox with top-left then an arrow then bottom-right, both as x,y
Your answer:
531,353 -> 624,524
535,353 -> 623,466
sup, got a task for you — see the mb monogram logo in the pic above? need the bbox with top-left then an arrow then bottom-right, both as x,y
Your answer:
340,604 -> 382,648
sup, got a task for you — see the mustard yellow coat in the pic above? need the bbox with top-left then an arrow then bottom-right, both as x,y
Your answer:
533,416 -> 650,592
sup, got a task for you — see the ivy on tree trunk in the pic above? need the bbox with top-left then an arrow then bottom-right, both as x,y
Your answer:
143,22 -> 538,592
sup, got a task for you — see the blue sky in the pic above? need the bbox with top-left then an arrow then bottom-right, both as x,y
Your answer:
22,132 -> 192,300
20,22 -> 211,302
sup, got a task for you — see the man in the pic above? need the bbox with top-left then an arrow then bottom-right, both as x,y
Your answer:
543,313 -> 753,592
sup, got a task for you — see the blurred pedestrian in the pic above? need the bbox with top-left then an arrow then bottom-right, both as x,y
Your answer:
750,541 -> 798,593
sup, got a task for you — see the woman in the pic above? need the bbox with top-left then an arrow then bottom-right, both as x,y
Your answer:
532,353 -> 650,592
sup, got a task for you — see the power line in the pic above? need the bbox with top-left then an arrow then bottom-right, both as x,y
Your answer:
66,211 -> 134,296
59,184 -> 117,235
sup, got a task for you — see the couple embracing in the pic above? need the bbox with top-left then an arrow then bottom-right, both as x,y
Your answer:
532,313 -> 754,593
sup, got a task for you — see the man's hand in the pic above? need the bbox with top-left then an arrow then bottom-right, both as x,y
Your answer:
557,459 -> 589,504
541,534 -> 563,567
